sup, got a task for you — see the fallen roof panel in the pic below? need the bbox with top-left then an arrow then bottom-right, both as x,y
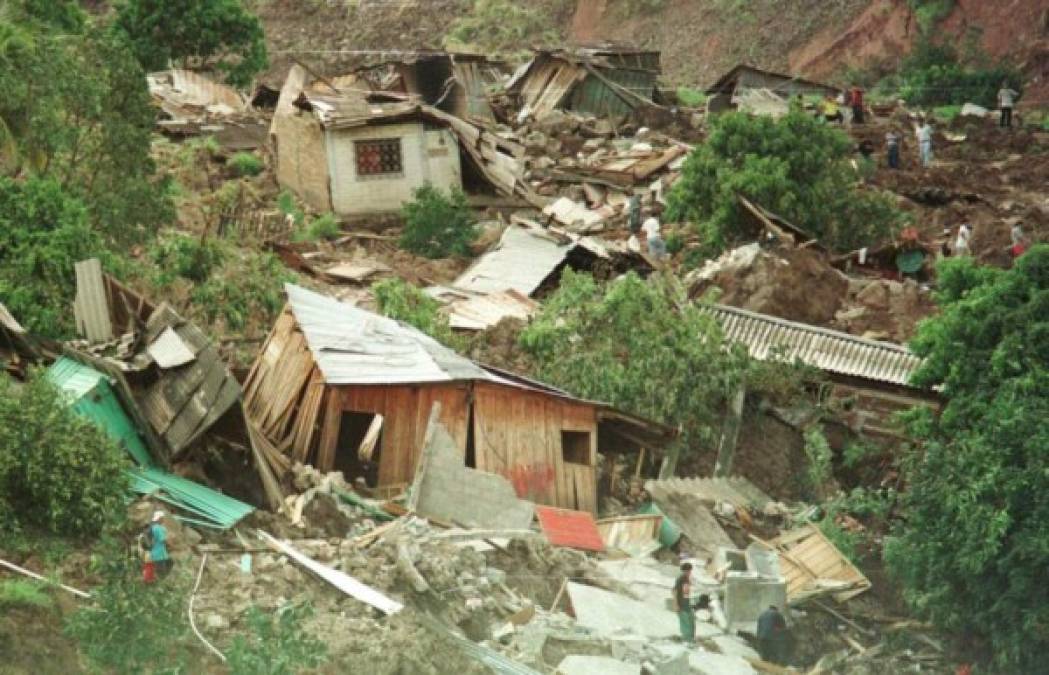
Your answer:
129,466 -> 254,530
706,303 -> 924,387
452,225 -> 575,296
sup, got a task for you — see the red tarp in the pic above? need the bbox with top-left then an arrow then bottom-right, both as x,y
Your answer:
535,505 -> 605,552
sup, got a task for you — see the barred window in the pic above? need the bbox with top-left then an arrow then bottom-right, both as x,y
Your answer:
355,138 -> 403,177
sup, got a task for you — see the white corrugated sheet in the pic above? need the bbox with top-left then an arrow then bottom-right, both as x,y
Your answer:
286,284 -> 495,385
708,304 -> 922,387
453,226 -> 574,296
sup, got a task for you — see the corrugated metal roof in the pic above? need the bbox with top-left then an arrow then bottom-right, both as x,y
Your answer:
287,283 -> 495,385
129,466 -> 253,530
294,90 -> 431,130
74,258 -> 114,343
452,226 -> 574,296
708,304 -> 923,387
535,506 -> 606,552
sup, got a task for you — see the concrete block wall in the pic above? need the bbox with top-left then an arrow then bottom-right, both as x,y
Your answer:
327,122 -> 462,215
415,423 -> 534,530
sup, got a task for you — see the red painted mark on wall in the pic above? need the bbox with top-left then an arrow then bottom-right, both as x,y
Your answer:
500,463 -> 555,498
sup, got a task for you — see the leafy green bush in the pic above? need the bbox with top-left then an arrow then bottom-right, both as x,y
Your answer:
802,426 -> 832,499
227,603 -> 327,675
229,151 -> 264,177
399,184 -> 477,259
666,110 -> 902,255
0,28 -> 172,240
66,540 -> 193,672
150,232 -> 226,283
0,580 -> 52,609
664,232 -> 684,255
373,278 -> 460,348
0,177 -> 114,338
908,0 -> 955,33
885,248 -> 1049,671
190,249 -> 295,331
896,39 -> 1019,108
114,0 -> 268,87
0,371 -> 129,536
676,86 -> 707,107
519,271 -> 755,460
277,189 -> 305,227
291,213 -> 342,243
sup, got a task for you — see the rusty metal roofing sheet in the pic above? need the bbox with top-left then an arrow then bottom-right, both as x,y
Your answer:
452,226 -> 574,297
707,304 -> 923,387
535,506 -> 605,552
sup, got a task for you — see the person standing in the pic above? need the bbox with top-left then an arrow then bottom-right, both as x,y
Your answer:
886,130 -> 900,169
673,563 -> 696,644
954,224 -> 972,257
642,212 -> 666,261
1010,220 -> 1028,259
997,82 -> 1019,129
820,94 -> 842,124
756,604 -> 788,664
850,86 -> 865,125
627,194 -> 642,234
149,510 -> 173,579
915,118 -> 934,168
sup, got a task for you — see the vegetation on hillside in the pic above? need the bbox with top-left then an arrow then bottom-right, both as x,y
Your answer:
399,184 -> 478,259
113,0 -> 268,87
0,372 -> 129,537
519,271 -> 802,462
886,248 -> 1049,671
666,110 -> 903,256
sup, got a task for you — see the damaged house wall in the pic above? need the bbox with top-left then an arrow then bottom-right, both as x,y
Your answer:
243,284 -> 674,513
706,64 -> 840,114
271,65 -> 333,213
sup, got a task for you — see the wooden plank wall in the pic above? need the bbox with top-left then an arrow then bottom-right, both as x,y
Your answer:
473,382 -> 598,513
334,384 -> 470,485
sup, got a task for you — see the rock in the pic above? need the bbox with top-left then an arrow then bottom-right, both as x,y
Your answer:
205,613 -> 229,630
855,281 -> 890,310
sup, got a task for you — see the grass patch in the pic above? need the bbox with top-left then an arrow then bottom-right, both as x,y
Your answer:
0,580 -> 52,609
676,86 -> 707,108
933,104 -> 962,122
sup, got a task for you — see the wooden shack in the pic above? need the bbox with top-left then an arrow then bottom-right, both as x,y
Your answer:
706,64 -> 840,114
244,284 -> 674,513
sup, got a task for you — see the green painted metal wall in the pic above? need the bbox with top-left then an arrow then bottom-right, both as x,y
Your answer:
48,357 -> 154,467
567,68 -> 657,119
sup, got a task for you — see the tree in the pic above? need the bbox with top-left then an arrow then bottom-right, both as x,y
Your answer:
399,184 -> 478,259
0,370 -> 129,537
0,28 -> 173,239
666,110 -> 902,255
518,271 -> 755,458
0,177 -> 111,338
114,0 -> 268,88
884,248 -> 1049,671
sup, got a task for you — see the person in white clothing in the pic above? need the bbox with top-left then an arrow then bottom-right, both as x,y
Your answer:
998,82 -> 1019,129
915,118 -> 933,168
954,224 -> 972,257
642,215 -> 666,260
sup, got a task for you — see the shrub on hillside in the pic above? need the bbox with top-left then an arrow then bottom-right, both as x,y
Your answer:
227,603 -> 328,675
0,371 -> 128,536
885,248 -> 1049,671
399,184 -> 477,259
895,40 -> 1019,108
229,151 -> 264,177
150,232 -> 226,283
666,111 -> 902,256
372,278 -> 460,349
0,177 -> 112,338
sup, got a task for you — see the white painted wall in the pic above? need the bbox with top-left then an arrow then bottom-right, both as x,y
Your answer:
326,122 -> 462,215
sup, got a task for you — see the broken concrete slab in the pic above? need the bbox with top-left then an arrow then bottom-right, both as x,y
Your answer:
566,581 -> 679,639
688,649 -> 756,675
412,418 -> 535,530
556,655 -> 639,675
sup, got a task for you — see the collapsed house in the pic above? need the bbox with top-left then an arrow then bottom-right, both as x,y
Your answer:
706,64 -> 839,114
507,46 -> 662,121
708,303 -> 939,440
271,65 -> 535,216
243,284 -> 675,513
146,69 -> 267,149
345,50 -> 503,121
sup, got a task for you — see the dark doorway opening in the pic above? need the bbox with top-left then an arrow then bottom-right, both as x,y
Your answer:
334,411 -> 382,487
561,430 -> 592,465
465,404 -> 477,469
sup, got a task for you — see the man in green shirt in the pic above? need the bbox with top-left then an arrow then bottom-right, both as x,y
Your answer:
673,563 -> 695,643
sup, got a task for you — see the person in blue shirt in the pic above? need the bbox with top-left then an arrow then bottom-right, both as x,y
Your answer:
757,604 -> 788,664
150,510 -> 173,579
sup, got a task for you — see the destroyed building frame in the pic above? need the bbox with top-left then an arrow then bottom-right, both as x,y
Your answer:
244,284 -> 675,513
